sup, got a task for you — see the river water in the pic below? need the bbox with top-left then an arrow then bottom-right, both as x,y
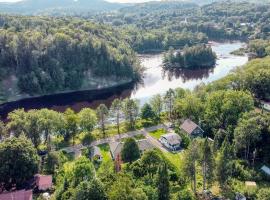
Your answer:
132,42 -> 248,104
0,42 -> 248,118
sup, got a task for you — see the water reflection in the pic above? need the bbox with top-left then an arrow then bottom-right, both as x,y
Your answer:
0,42 -> 248,118
162,67 -> 215,82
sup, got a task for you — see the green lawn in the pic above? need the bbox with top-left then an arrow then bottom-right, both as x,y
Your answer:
149,128 -> 166,139
98,143 -> 111,162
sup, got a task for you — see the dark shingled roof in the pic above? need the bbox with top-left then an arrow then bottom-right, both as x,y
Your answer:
180,119 -> 202,135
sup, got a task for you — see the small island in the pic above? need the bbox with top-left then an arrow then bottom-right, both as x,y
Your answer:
163,45 -> 217,69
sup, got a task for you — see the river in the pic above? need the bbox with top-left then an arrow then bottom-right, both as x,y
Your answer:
0,42 -> 248,118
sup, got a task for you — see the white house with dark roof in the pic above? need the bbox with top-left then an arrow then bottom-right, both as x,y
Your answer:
109,139 -> 154,160
159,133 -> 181,151
180,119 -> 204,137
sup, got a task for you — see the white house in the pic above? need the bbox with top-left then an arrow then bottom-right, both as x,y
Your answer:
159,133 -> 181,151
262,101 -> 270,112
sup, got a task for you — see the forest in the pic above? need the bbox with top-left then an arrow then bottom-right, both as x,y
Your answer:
0,15 -> 141,101
0,54 -> 270,199
93,1 -> 270,53
0,0 -> 270,200
163,45 -> 217,69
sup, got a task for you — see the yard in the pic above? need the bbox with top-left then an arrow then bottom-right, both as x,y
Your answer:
149,128 -> 166,139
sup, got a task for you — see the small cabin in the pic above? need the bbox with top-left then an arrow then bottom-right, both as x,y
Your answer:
159,133 -> 181,151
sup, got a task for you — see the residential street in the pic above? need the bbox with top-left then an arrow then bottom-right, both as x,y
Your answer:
62,124 -> 170,153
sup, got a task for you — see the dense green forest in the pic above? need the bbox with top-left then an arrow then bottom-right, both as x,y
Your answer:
93,1 -> 270,52
0,0 -> 125,15
0,15 -> 142,101
0,55 -> 270,199
163,45 -> 217,69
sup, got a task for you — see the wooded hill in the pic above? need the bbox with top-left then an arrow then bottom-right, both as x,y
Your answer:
0,15 -> 141,102
0,0 -> 126,15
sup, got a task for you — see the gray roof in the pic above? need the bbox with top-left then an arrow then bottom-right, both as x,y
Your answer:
161,133 -> 181,145
180,119 -> 202,134
91,146 -> 101,158
109,139 -> 154,159
261,165 -> 270,175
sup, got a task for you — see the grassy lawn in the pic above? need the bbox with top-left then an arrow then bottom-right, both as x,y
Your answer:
98,143 -> 111,162
149,128 -> 166,139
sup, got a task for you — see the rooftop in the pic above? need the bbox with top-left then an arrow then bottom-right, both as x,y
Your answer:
180,119 -> 202,134
161,133 -> 181,145
0,190 -> 32,200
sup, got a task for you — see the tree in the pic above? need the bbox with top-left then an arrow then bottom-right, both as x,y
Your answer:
73,156 -> 95,187
256,188 -> 270,200
7,109 -> 27,137
43,151 -> 67,175
0,136 -> 39,191
157,162 -> 170,200
150,94 -> 163,119
0,120 -> 7,140
164,88 -> 175,121
123,98 -> 139,129
37,109 -> 63,149
234,115 -> 261,161
64,108 -> 79,145
75,179 -> 108,200
216,137 -> 234,187
78,108 -> 97,132
204,90 -> 254,133
200,138 -> 214,190
96,104 -> 109,138
174,94 -> 203,122
121,138 -> 140,163
182,140 -> 200,193
140,103 -> 156,121
141,150 -> 162,178
110,99 -> 123,135
24,110 -> 42,148
109,174 -> 147,200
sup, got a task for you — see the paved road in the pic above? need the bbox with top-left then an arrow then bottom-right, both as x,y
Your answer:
61,124 -> 169,152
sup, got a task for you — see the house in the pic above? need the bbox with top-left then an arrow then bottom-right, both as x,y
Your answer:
90,146 -> 103,162
109,139 -> 154,160
261,101 -> 270,112
0,189 -> 32,200
245,181 -> 257,187
159,133 -> 181,151
180,119 -> 204,137
62,144 -> 83,158
35,174 -> 53,191
261,165 -> 270,176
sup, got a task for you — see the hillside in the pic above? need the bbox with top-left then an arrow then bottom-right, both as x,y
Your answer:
0,0 -> 126,15
0,15 -> 141,102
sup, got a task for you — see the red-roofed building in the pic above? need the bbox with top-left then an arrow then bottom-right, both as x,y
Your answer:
0,189 -> 32,200
35,174 -> 53,191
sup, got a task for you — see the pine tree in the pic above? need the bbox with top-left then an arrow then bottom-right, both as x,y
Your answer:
216,137 -> 234,187
157,162 -> 170,200
201,138 -> 214,190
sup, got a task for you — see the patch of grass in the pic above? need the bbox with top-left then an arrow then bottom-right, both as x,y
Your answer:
162,151 -> 183,171
149,128 -> 166,139
121,134 -> 146,142
98,144 -> 111,162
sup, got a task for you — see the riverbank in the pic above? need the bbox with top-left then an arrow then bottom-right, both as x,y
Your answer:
0,81 -> 135,119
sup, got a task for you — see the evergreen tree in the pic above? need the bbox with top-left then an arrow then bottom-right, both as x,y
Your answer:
121,138 -> 140,163
216,137 -> 234,187
201,138 -> 214,190
96,104 -> 109,138
157,162 -> 170,200
140,103 -> 156,120
110,99 -> 123,135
